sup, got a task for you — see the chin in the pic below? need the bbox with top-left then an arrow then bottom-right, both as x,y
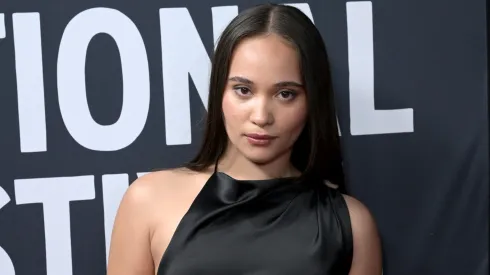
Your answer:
245,156 -> 274,165
240,149 -> 279,165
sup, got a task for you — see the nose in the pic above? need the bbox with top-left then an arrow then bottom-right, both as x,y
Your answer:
250,97 -> 274,127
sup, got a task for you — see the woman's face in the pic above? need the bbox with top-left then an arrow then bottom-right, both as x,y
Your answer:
222,34 -> 308,165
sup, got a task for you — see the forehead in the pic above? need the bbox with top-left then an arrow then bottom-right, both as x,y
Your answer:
228,34 -> 302,83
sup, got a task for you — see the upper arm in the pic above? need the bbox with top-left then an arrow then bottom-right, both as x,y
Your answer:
343,195 -> 383,275
106,176 -> 157,275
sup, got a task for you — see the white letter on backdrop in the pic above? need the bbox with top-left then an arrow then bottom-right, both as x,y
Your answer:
58,8 -> 150,151
160,7 -> 238,145
211,6 -> 238,47
347,1 -> 414,135
102,174 -> 129,265
160,8 -> 210,146
13,13 -> 47,152
0,187 -> 15,275
14,176 -> 95,275
284,3 -> 314,22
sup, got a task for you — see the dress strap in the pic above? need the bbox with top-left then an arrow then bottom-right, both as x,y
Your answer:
213,157 -> 219,173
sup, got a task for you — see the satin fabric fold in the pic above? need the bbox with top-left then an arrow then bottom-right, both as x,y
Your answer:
157,172 -> 353,275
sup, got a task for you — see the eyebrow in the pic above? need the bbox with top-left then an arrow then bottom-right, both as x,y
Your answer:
228,76 -> 304,88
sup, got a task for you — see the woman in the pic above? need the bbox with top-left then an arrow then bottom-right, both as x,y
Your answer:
107,3 -> 382,275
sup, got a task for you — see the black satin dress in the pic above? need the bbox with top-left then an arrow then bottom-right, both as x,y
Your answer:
157,170 -> 353,275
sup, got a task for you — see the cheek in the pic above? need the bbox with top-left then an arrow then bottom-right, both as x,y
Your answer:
222,92 -> 245,133
278,104 -> 308,139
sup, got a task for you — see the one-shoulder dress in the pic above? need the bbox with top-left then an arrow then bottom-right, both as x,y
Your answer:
157,170 -> 353,275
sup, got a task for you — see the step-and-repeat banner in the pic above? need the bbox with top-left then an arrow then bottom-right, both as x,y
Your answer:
0,0 -> 487,274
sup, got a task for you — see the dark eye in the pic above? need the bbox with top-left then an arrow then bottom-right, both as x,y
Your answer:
278,90 -> 296,100
234,87 -> 251,96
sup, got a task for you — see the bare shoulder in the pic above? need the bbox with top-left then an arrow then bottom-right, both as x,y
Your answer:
116,170 -> 179,212
107,167 -> 211,275
111,166 -> 207,236
341,194 -> 383,275
341,195 -> 376,228
128,167 -> 211,200
133,167 -> 200,190
124,168 -> 211,221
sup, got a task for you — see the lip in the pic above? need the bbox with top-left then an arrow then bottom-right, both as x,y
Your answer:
245,133 -> 276,140
244,133 -> 277,146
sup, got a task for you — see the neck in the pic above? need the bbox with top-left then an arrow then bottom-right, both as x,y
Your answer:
217,145 -> 300,181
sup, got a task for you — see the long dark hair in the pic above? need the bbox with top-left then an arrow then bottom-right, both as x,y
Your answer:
185,4 -> 345,189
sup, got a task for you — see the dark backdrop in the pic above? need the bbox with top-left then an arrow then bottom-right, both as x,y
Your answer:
0,0 -> 487,274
